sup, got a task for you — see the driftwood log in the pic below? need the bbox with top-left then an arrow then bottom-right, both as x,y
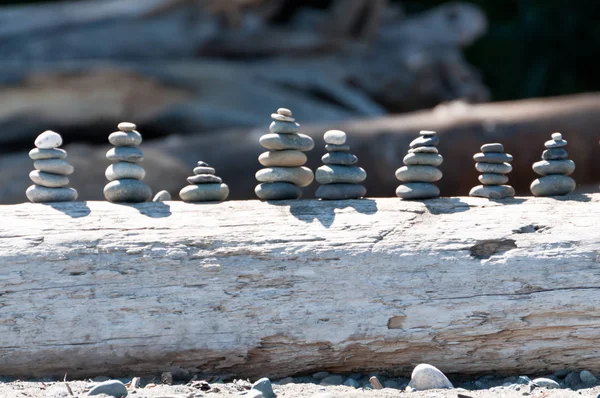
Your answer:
1,195 -> 600,379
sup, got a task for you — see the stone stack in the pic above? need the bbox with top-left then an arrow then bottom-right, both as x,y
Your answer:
103,122 -> 152,203
179,161 -> 229,202
315,130 -> 366,199
255,108 -> 314,200
395,130 -> 443,199
530,132 -> 576,196
469,143 -> 515,199
26,130 -> 78,203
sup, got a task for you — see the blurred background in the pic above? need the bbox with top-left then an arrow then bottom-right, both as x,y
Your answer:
0,0 -> 599,203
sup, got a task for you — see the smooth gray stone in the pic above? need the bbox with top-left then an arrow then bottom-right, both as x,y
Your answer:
179,183 -> 229,202
106,147 -> 144,163
259,150 -> 307,167
403,153 -> 443,166
193,166 -> 215,175
29,148 -> 66,160
187,174 -> 223,184
256,166 -> 314,187
316,183 -> 366,200
530,175 -> 576,196
544,138 -> 567,148
324,130 -> 346,145
271,113 -> 295,122
478,173 -> 509,185
315,165 -> 366,184
260,133 -> 314,151
409,364 -> 453,391
408,146 -> 438,154
322,152 -> 357,165
320,375 -> 344,386
118,122 -> 136,132
252,377 -> 275,398
88,379 -> 128,397
105,162 -> 146,181
269,120 -> 300,134
29,170 -> 69,188
34,130 -> 62,149
469,184 -> 515,199
255,182 -> 302,200
532,378 -> 560,389
26,185 -> 77,203
580,370 -> 598,385
475,162 -> 512,174
108,131 -> 142,147
473,152 -> 513,163
277,108 -> 292,117
396,182 -> 439,199
409,135 -> 439,149
152,190 -> 171,202
33,159 -> 74,175
325,144 -> 350,152
542,148 -> 568,160
103,179 -> 152,203
481,143 -> 504,153
197,161 -> 209,166
532,160 -> 575,176
395,165 -> 442,182
419,130 -> 437,136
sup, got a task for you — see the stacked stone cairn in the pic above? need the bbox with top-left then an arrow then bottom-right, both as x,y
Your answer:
255,108 -> 314,200
26,131 -> 78,202
179,161 -> 229,202
103,122 -> 152,203
469,143 -> 515,199
530,132 -> 576,196
395,130 -> 443,199
315,130 -> 366,199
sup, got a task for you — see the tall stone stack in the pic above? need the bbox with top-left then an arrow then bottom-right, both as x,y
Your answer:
530,132 -> 576,196
255,108 -> 314,200
395,130 -> 443,199
179,161 -> 229,202
469,143 -> 515,199
26,130 -> 78,203
315,130 -> 366,200
103,122 -> 152,203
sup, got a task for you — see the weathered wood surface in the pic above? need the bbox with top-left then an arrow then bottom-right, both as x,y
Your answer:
1,196 -> 600,379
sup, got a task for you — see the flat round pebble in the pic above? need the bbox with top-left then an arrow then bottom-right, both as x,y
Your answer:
473,152 -> 513,163
419,130 -> 437,136
106,147 -> 144,163
117,122 -> 137,132
26,185 -> 78,203
322,152 -> 358,166
408,146 -> 438,154
108,131 -> 142,147
104,179 -> 152,203
34,159 -> 74,175
255,182 -> 302,200
478,173 -> 509,185
260,133 -> 314,151
256,166 -> 314,187
395,165 -> 442,182
544,138 -> 567,148
187,174 -> 223,184
29,148 -> 66,160
532,378 -> 560,389
193,166 -> 216,175
481,143 -> 504,153
271,113 -> 295,122
530,175 -> 576,196
316,183 -> 366,200
269,121 -> 300,134
409,135 -> 439,148
277,108 -> 292,117
152,190 -> 171,202
315,165 -> 366,184
532,159 -> 575,176
470,184 -> 515,199
475,162 -> 512,174
105,162 -> 146,181
324,130 -> 346,145
542,148 -> 568,160
179,183 -> 229,202
88,379 -> 128,397
396,182 -> 439,199
197,161 -> 209,167
29,170 -> 70,188
259,150 -> 307,167
34,130 -> 62,149
325,144 -> 350,152
403,153 -> 443,166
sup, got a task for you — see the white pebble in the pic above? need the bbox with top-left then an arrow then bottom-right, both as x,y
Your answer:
34,130 -> 63,149
551,132 -> 562,141
277,108 -> 292,117
324,130 -> 346,145
153,190 -> 172,202
408,363 -> 453,391
420,130 -> 437,136
118,121 -> 137,132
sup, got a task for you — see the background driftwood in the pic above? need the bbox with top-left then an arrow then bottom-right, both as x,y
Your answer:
1,196 -> 600,379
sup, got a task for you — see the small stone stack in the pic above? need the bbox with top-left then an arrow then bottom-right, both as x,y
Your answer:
179,161 -> 229,202
395,130 -> 443,199
530,132 -> 576,196
103,122 -> 152,203
255,108 -> 314,200
315,130 -> 366,199
26,131 -> 78,203
469,143 -> 515,199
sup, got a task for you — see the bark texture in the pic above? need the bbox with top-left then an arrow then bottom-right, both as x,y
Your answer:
1,196 -> 600,379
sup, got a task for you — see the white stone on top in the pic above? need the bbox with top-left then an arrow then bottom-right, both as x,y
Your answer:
324,130 -> 347,145
419,130 -> 437,136
277,108 -> 292,117
34,130 -> 62,149
118,122 -> 137,132
551,132 -> 562,141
